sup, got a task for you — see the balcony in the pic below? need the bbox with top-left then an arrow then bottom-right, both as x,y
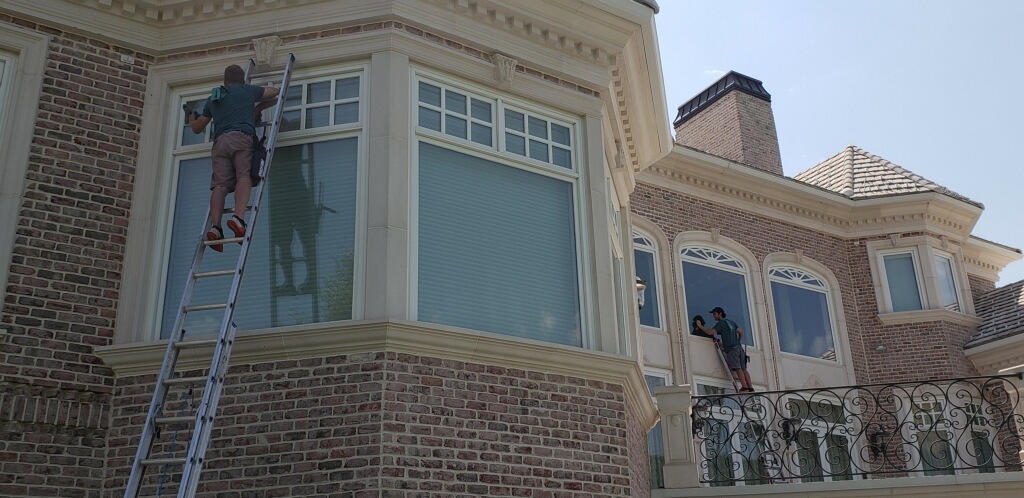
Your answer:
652,371 -> 1024,497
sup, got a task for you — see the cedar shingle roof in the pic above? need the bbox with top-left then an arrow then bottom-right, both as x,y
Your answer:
793,145 -> 982,208
966,280 -> 1024,348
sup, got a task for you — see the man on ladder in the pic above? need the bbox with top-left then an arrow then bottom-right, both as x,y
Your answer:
186,64 -> 280,251
694,306 -> 754,392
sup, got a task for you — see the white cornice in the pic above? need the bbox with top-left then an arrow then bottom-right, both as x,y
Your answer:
876,309 -> 983,327
966,332 -> 1024,374
640,145 -> 987,241
963,237 -> 1023,283
94,319 -> 659,429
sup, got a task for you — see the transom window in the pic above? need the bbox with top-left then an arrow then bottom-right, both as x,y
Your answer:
503,108 -> 573,168
680,245 -> 754,346
414,72 -> 583,347
633,231 -> 662,329
768,266 -> 837,361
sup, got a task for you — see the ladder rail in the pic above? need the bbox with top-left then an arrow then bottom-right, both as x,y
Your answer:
123,54 -> 296,498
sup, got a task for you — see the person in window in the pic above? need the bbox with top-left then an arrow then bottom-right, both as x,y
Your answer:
186,64 -> 280,251
695,306 -> 754,392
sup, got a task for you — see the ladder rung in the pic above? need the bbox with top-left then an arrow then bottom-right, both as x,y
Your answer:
221,206 -> 253,214
175,338 -> 219,350
140,457 -> 187,467
203,237 -> 243,246
183,303 -> 227,313
193,269 -> 236,279
164,376 -> 208,387
155,415 -> 196,426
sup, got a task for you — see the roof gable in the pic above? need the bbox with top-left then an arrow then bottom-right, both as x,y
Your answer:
793,145 -> 981,207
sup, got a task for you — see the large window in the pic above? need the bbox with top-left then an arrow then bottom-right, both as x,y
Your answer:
161,72 -> 362,338
633,231 -> 662,329
681,246 -> 754,346
695,383 -> 768,486
768,267 -> 837,361
645,371 -> 670,489
415,74 -> 583,346
934,253 -> 962,312
785,398 -> 854,482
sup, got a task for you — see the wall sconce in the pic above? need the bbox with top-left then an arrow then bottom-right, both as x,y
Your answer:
635,277 -> 647,310
869,428 -> 889,458
874,343 -> 887,353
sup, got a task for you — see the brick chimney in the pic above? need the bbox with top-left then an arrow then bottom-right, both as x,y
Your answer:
673,71 -> 783,175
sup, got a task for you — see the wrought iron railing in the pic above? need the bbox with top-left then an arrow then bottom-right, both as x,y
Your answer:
691,374 -> 1024,486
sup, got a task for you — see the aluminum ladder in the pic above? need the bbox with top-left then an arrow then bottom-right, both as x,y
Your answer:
123,53 -> 296,498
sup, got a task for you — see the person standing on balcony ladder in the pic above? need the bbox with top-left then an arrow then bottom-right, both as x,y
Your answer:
186,64 -> 280,251
695,306 -> 754,392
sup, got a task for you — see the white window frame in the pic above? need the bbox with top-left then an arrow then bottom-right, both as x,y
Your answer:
693,380 -> 770,486
767,266 -> 840,363
680,245 -> 758,348
408,68 -> 591,347
780,396 -> 862,483
876,248 -> 927,313
897,389 -> 1006,477
932,250 -> 963,312
633,230 -> 664,330
155,64 -> 369,338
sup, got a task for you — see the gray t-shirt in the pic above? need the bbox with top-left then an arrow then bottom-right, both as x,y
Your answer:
201,83 -> 265,140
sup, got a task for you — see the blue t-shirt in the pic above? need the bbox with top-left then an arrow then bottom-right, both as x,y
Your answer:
201,84 -> 265,140
714,318 -> 741,350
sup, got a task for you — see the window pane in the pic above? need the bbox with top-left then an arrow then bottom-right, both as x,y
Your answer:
528,116 -> 547,138
418,81 -> 441,107
771,281 -> 835,360
797,430 -> 823,482
505,109 -> 525,132
418,107 -> 441,131
470,122 -> 492,146
634,250 -> 661,328
648,421 -> 665,489
335,77 -> 359,99
551,123 -> 571,146
280,109 -> 301,132
305,106 -> 329,128
826,435 -> 853,480
445,90 -> 467,115
418,142 -> 581,346
334,102 -> 359,124
505,133 -> 525,156
883,253 -> 923,311
528,139 -> 548,162
682,260 -> 754,345
445,115 -> 467,139
284,84 -> 302,107
552,147 -> 572,168
934,255 -> 961,311
182,99 -> 208,146
161,138 -> 359,337
920,430 -> 955,476
307,81 -> 331,104
471,98 -> 492,122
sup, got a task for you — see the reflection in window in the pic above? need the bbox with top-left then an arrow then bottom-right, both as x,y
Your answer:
633,232 -> 661,329
681,246 -> 753,346
882,252 -> 923,312
934,254 -> 961,312
645,374 -> 667,489
769,267 -> 836,361
913,398 -> 955,476
161,139 -> 358,337
417,81 -> 493,146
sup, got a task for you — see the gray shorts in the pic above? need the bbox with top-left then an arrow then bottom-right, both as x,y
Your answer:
724,346 -> 747,370
211,131 -> 254,191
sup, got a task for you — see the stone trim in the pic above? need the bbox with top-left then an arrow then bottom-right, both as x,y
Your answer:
876,309 -> 983,327
0,381 -> 111,432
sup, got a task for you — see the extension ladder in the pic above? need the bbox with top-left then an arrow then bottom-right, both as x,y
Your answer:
123,53 -> 296,498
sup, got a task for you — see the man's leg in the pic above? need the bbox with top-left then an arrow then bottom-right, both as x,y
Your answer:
209,186 -> 229,228
739,369 -> 753,390
233,176 -> 252,219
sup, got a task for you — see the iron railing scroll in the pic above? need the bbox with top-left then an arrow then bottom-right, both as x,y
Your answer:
691,374 -> 1024,486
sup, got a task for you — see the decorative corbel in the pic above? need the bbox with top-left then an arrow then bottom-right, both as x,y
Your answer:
794,249 -> 803,264
493,53 -> 518,89
888,233 -> 901,247
710,228 -> 721,243
940,235 -> 950,250
613,140 -> 625,170
252,35 -> 282,68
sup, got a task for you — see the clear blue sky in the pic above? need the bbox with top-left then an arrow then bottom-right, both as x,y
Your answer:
654,0 -> 1024,286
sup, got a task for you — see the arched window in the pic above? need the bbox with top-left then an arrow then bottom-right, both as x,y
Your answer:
680,245 -> 754,346
633,231 -> 662,329
768,266 -> 837,361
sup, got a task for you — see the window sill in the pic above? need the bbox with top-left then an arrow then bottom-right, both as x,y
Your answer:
876,309 -> 982,327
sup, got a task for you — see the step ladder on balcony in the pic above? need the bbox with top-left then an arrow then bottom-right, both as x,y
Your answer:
123,54 -> 296,498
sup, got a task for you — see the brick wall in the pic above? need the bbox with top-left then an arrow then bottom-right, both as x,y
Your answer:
104,352 -> 636,497
0,15 -> 150,497
629,182 -> 868,382
626,399 -> 651,498
674,91 -> 784,176
968,273 -> 996,305
630,181 -> 986,387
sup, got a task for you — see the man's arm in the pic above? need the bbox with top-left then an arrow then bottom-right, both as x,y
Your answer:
255,86 -> 281,113
695,321 -> 718,339
187,111 -> 211,134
